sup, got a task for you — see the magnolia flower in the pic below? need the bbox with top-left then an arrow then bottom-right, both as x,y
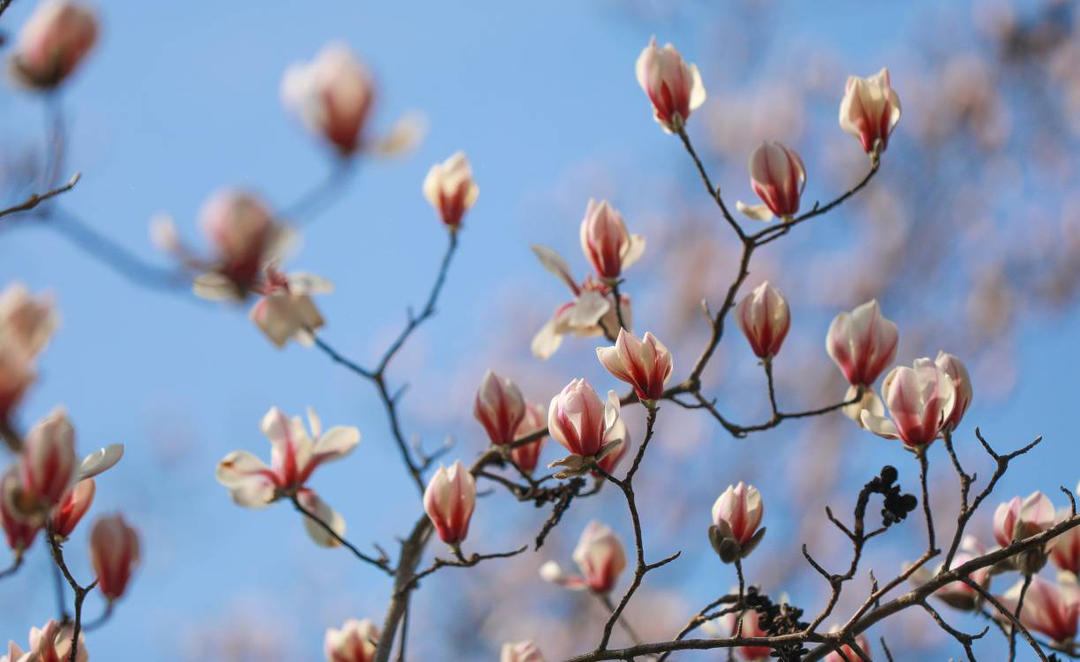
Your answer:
540,520 -> 626,593
2,620 -> 87,662
0,469 -> 39,558
998,575 -> 1080,645
0,284 -> 58,358
594,415 -> 630,477
720,609 -> 770,661
9,0 -> 97,90
501,640 -> 545,662
596,329 -> 672,402
908,535 -> 989,611
994,491 -> 1056,574
635,38 -> 706,133
324,618 -> 378,662
547,380 -> 624,477
736,142 -> 806,222
710,482 -> 765,563
89,513 -> 139,602
215,407 -> 359,546
823,628 -> 871,662
935,351 -> 972,432
423,461 -> 476,545
49,478 -> 94,540
827,300 -> 898,388
474,371 -> 526,446
509,403 -> 547,474
839,68 -> 902,156
860,358 -> 956,451
0,344 -> 34,422
1053,507 -> 1080,576
423,152 -> 478,230
250,268 -> 332,348
579,199 -> 645,281
735,282 -> 791,360
530,245 -> 632,360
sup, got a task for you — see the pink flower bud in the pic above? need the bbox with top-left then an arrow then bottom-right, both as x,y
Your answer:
89,513 -> 140,602
423,461 -> 476,545
281,44 -> 375,157
839,68 -> 902,155
547,379 -> 621,458
635,38 -> 705,133
198,191 -> 282,297
722,609 -> 770,661
250,269 -> 332,348
423,152 -> 479,230
324,618 -> 378,662
0,468 -> 39,557
826,300 -> 898,387
578,200 -> 645,281
49,478 -> 94,540
572,521 -> 626,594
474,370 -> 526,446
994,492 -> 1056,548
860,358 -> 955,450
823,629 -> 870,662
510,403 -> 547,474
710,482 -> 765,563
596,329 -> 672,401
999,576 -> 1079,645
1053,508 -> 1080,576
0,284 -> 58,358
737,142 -> 806,222
501,641 -> 545,662
735,282 -> 790,359
9,1 -> 98,90
11,620 -> 87,662
935,351 -> 972,432
0,344 -> 34,422
21,408 -> 77,508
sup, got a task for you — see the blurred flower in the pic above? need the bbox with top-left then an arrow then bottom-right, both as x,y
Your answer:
89,513 -> 140,602
709,482 -> 765,563
635,38 -> 706,133
735,282 -> 791,360
994,491 -> 1056,574
0,344 -> 34,423
540,520 -> 626,593
423,152 -> 478,231
0,284 -> 57,357
474,370 -> 526,446
935,351 -> 972,432
596,328 -> 672,402
9,0 -> 97,90
424,461 -> 476,545
501,640 -> 545,662
839,68 -> 902,156
824,628 -> 870,662
249,268 -> 332,348
908,535 -> 989,611
509,402 -> 547,474
720,609 -> 769,661
1052,507 -> 1080,576
49,478 -> 94,541
324,618 -> 378,662
0,468 -> 39,559
736,142 -> 806,222
861,358 -> 956,451
579,199 -> 645,281
998,575 -> 1079,645
1,620 -> 87,662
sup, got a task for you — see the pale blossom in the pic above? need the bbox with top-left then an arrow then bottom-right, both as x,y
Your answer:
500,640 -> 545,662
540,520 -> 626,594
734,282 -> 791,359
635,38 -> 706,133
596,328 -> 673,402
0,284 -> 58,357
839,68 -> 902,155
423,460 -> 476,545
736,142 -> 806,222
423,152 -> 478,230
1,620 -> 87,662
324,618 -> 378,662
860,358 -> 956,450
578,199 -> 645,281
9,0 -> 97,90
249,268 -> 333,348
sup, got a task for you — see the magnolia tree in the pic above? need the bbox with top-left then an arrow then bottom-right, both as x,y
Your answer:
0,2 -> 1079,661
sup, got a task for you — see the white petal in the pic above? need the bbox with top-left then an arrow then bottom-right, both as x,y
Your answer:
531,318 -> 564,359
531,245 -> 578,292
860,410 -> 900,439
735,201 -> 774,222
375,111 -> 428,157
621,235 -> 646,271
312,426 -> 361,460
77,444 -> 124,480
193,273 -> 242,301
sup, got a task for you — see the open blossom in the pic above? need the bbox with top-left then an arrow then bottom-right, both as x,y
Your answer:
547,379 -> 622,459
710,482 -> 765,563
423,152 -> 478,230
579,199 -> 645,281
839,68 -> 902,155
192,190 -> 288,300
635,38 -> 706,133
935,351 -> 972,432
2,620 -> 87,662
324,618 -> 378,662
250,268 -> 332,348
530,245 -> 632,360
540,521 -> 626,594
49,478 -> 94,540
89,514 -> 139,602
1053,507 -> 1080,576
596,329 -> 672,402
473,371 -> 526,446
736,142 -> 806,222
999,575 -> 1080,645
0,284 -> 58,357
423,461 -> 476,545
9,1 -> 97,90
509,403 -> 547,474
861,358 -> 956,450
735,282 -> 790,359
501,640 -> 545,662
909,536 -> 989,611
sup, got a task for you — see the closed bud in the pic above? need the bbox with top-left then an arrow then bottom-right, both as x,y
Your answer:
860,358 -> 956,451
578,200 -> 645,281
839,68 -> 902,156
9,1 -> 98,90
0,284 -> 58,358
826,300 -> 898,388
547,379 -> 621,458
1052,507 -> 1080,576
0,468 -> 39,558
89,513 -> 140,602
735,282 -> 790,360
423,152 -> 479,230
571,521 -> 626,594
993,491 -> 1055,574
710,482 -> 765,563
935,351 -> 972,432
21,408 -> 77,508
500,640 -> 545,662
197,190 -> 283,298
0,344 -> 34,423
596,329 -> 672,402
509,403 -> 547,474
635,38 -> 705,133
324,618 -> 378,662
736,142 -> 806,222
474,370 -> 526,446
282,44 -> 375,157
49,478 -> 94,540
423,461 -> 476,545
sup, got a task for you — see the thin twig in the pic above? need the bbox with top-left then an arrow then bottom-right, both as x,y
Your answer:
0,173 -> 81,220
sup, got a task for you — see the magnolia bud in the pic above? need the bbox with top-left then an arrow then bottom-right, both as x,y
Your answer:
839,68 -> 902,156
1052,507 -> 1080,576
0,284 -> 58,358
734,282 -> 790,360
0,344 -> 34,423
1,468 -> 39,557
281,43 -> 374,156
596,329 -> 672,402
500,640 -> 545,662
826,300 -> 898,387
935,351 -> 972,432
994,492 -> 1055,574
547,379 -> 620,458
578,199 -> 645,281
198,190 -> 280,296
423,152 -> 479,230
709,482 -> 765,563
736,142 -> 806,222
50,479 -> 94,540
89,514 -> 140,602
860,358 -> 956,451
572,521 -> 626,594
9,1 -> 98,90
635,38 -> 705,133
21,408 -> 77,508
474,370 -> 526,446
324,618 -> 378,662
509,403 -> 547,474
423,461 -> 476,545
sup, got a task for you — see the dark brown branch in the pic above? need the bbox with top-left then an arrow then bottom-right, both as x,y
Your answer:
0,173 -> 80,220
290,495 -> 393,574
45,524 -> 96,662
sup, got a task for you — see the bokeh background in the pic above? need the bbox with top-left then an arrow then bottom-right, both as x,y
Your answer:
1,0 -> 1079,659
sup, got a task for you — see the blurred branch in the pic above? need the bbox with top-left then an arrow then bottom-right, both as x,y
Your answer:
0,173 -> 81,220
45,524 -> 97,662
